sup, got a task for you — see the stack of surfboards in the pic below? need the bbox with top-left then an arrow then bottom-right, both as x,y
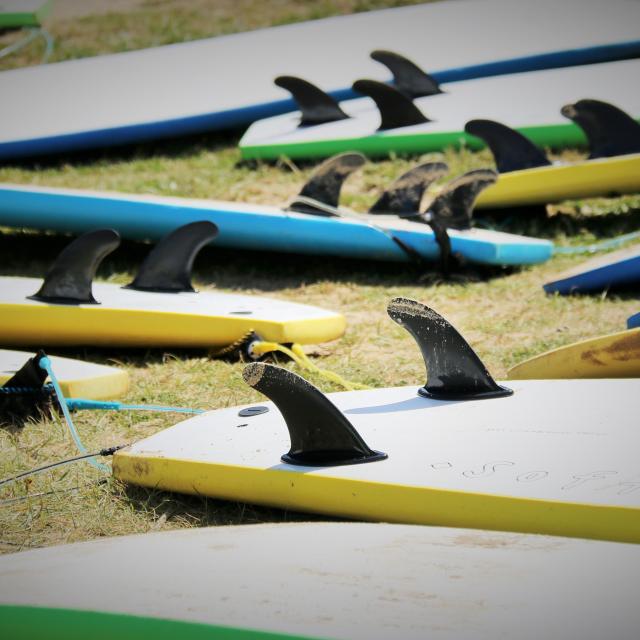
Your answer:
2,0 -> 640,159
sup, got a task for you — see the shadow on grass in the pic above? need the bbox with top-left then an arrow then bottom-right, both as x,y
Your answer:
117,481 -> 342,528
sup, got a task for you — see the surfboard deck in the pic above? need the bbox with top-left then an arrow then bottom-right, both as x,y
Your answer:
475,153 -> 640,208
3,0 -> 640,159
0,183 -> 553,266
544,244 -> 640,294
240,58 -> 640,160
1,522 -> 639,640
0,348 -> 128,399
0,0 -> 51,28
0,277 -> 345,347
507,328 -> 640,379
113,378 -> 640,543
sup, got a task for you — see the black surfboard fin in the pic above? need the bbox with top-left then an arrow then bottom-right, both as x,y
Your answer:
288,152 -> 366,215
369,162 -> 448,216
30,229 -> 120,305
243,362 -> 387,466
387,298 -> 512,400
353,79 -> 430,131
1,350 -> 56,427
275,76 -> 350,127
370,49 -> 443,99
465,120 -> 551,173
561,99 -> 640,159
3,350 -> 48,389
126,221 -> 218,293
425,169 -> 497,230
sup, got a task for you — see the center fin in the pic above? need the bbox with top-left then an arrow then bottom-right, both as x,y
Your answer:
387,298 -> 512,400
561,99 -> 640,159
125,221 -> 218,293
288,152 -> 365,215
370,49 -> 443,99
369,161 -> 449,215
30,229 -> 120,304
425,169 -> 497,230
352,79 -> 430,131
275,76 -> 349,127
465,120 -> 551,173
243,362 -> 387,466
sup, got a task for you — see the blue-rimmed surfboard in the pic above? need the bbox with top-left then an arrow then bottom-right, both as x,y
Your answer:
0,157 -> 553,266
1,522 -> 639,640
628,312 -> 640,329
3,0 -> 640,159
544,244 -> 640,294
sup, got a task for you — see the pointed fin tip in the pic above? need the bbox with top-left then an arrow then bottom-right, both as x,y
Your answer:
387,297 -> 512,400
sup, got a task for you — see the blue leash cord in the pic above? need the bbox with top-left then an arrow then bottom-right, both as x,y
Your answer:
552,230 -> 640,255
38,356 -> 110,472
65,398 -> 204,415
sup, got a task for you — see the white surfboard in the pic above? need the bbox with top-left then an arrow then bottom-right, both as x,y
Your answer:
0,349 -> 129,399
113,299 -> 640,543
1,522 -> 639,640
0,276 -> 346,347
240,58 -> 640,159
3,0 -> 640,158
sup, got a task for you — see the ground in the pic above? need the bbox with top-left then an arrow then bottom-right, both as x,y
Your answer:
0,0 -> 638,552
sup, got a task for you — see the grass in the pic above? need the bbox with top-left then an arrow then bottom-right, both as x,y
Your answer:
1,0 -> 639,552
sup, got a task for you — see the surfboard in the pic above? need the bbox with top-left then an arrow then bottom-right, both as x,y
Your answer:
507,327 -> 640,380
239,58 -> 640,160
543,244 -> 640,294
468,100 -> 640,208
0,226 -> 345,348
113,299 -> 640,544
2,522 -> 639,640
0,0 -> 51,28
3,0 -> 640,159
0,349 -> 128,399
628,312 -> 640,329
0,158 -> 554,267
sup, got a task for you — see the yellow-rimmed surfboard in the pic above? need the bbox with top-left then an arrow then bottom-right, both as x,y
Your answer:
469,100 -> 640,208
114,299 -> 640,544
508,326 -> 640,380
0,224 -> 345,348
0,349 -> 128,399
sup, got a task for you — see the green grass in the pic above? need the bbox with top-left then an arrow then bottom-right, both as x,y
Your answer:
1,0 -> 639,552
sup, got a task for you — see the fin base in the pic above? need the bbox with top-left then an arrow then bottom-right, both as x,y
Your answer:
418,385 -> 513,401
281,449 -> 388,467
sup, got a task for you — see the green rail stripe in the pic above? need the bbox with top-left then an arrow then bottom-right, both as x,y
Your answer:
0,605 -> 321,640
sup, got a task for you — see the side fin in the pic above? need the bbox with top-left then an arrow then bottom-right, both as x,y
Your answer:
352,79 -> 430,130
3,351 -> 48,389
426,169 -> 497,230
465,120 -> 550,173
288,152 -> 365,214
561,99 -> 640,158
126,221 -> 218,293
370,49 -> 443,99
243,363 -> 387,466
369,161 -> 448,215
387,298 -> 512,400
30,229 -> 120,304
275,76 -> 349,126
